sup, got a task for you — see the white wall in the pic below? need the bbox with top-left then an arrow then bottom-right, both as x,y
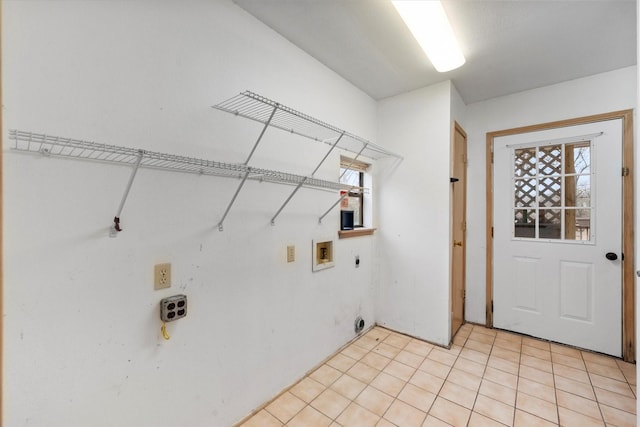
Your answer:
3,1 -> 381,426
375,82 -> 453,346
464,66 -> 638,324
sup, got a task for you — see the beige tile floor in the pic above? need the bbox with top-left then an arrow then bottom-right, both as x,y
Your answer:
238,324 -> 637,427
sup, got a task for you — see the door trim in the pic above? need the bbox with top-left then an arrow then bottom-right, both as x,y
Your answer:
486,110 -> 635,362
451,121 -> 467,340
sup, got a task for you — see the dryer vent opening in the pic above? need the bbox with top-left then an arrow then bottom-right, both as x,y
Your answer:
354,316 -> 365,334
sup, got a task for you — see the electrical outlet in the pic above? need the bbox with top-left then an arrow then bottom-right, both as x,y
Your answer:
287,245 -> 295,263
160,294 -> 187,322
154,263 -> 171,290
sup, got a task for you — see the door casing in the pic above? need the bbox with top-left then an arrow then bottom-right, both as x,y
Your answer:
451,122 -> 467,339
485,110 -> 635,362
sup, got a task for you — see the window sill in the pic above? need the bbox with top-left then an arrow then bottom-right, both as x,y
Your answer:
338,228 -> 376,239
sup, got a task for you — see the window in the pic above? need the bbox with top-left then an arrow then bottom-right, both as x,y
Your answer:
513,141 -> 592,241
339,156 -> 369,229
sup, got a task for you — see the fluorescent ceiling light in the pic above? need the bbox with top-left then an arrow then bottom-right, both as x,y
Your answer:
392,0 -> 466,72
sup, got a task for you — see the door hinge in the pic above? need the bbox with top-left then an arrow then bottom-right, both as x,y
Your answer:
491,300 -> 494,313
491,227 -> 494,238
622,167 -> 630,177
462,221 -> 467,233
491,151 -> 494,164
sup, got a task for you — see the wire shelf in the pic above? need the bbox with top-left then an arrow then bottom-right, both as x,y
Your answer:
212,91 -> 403,161
8,129 -> 356,192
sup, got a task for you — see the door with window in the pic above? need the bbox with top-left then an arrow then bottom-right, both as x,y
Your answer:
493,119 -> 623,357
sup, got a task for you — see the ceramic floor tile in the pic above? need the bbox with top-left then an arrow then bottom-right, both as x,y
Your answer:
519,365 -> 554,387
427,348 -> 458,366
585,361 -> 626,381
517,377 -> 556,404
520,354 -> 553,373
409,369 -> 446,395
553,374 -> 595,400
454,356 -> 486,378
581,351 -> 619,368
310,388 -> 351,419
550,352 -> 585,370
593,386 -> 636,414
383,333 -> 411,350
549,343 -> 581,358
522,345 -> 551,361
599,404 -> 637,427
438,380 -> 477,409
513,409 -> 558,427
469,330 -> 497,345
473,394 -> 515,426
240,409 -> 283,427
491,346 -> 521,364
483,366 -> 518,389
327,353 -> 358,372
465,338 -> 494,354
375,418 -> 397,427
418,358 -> 452,379
366,328 -> 391,341
311,364 -> 343,387
383,399 -> 427,427
447,367 -> 483,392
516,392 -> 558,424
553,363 -> 590,384
398,382 -> 437,412
589,372 -> 635,397
428,396 -> 471,426
557,407 -> 604,427
348,361 -> 382,384
395,349 -> 426,368
341,343 -> 369,361
617,360 -> 637,385
522,337 -> 550,351
460,347 -> 490,365
287,405 -> 332,427
373,342 -> 402,359
354,386 -> 394,416
383,360 -> 416,382
479,378 -> 517,407
493,337 -> 522,353
335,402 -> 380,427
355,335 -> 380,351
265,392 -> 306,423
362,352 -> 392,371
290,377 -> 327,403
421,415 -> 451,426
405,339 -> 434,357
468,411 -> 507,427
556,390 -> 601,420
370,371 -> 406,397
487,354 -> 520,376
237,326 -> 635,427
330,374 -> 367,400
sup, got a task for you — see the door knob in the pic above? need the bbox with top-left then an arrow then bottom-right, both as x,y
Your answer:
605,252 -> 618,261
453,240 -> 463,247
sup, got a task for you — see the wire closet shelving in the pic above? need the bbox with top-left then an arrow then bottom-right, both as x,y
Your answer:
9,91 -> 402,234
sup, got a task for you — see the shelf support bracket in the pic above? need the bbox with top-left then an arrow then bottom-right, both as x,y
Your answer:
271,132 -> 344,226
110,150 -> 144,237
318,192 -> 349,224
217,105 -> 278,231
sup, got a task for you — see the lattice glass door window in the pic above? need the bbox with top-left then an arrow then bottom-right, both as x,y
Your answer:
513,141 -> 592,241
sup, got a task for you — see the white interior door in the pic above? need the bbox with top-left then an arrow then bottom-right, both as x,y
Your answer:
493,119 -> 623,357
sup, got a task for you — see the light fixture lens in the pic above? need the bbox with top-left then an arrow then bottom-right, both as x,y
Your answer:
392,0 -> 466,72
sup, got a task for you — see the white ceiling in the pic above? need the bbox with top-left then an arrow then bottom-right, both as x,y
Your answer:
233,0 -> 637,103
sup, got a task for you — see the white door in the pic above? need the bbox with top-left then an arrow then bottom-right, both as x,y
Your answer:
493,119 -> 623,357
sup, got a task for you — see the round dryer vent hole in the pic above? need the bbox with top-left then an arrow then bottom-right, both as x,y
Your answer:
354,316 -> 365,334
